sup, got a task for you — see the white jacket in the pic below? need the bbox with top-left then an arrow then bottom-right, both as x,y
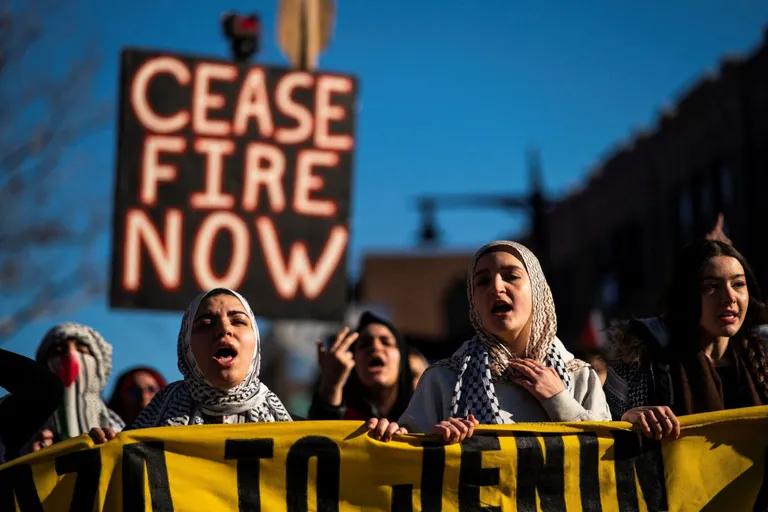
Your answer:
398,339 -> 611,432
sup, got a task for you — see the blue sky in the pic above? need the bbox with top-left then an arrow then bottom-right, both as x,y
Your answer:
4,0 -> 768,394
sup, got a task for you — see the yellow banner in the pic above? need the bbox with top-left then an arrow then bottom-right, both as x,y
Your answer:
2,406 -> 767,511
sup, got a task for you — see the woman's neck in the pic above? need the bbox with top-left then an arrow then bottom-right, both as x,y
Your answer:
500,323 -> 531,356
367,385 -> 398,417
701,336 -> 730,361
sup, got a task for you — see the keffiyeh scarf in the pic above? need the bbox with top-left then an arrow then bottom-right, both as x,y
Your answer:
36,323 -> 124,438
438,241 -> 585,424
131,288 -> 291,428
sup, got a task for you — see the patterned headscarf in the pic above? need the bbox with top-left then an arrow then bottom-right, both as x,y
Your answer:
440,241 -> 580,423
130,288 -> 291,428
36,323 -> 125,438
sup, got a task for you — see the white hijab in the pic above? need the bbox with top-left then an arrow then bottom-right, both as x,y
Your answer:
130,288 -> 291,428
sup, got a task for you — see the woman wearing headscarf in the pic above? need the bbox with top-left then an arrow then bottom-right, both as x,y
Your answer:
34,322 -> 124,445
107,367 -> 167,426
120,288 -> 292,431
309,311 -> 413,421
371,241 -> 610,442
605,240 -> 768,440
92,288 -> 290,442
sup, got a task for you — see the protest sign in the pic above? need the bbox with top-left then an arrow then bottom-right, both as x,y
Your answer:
110,49 -> 356,319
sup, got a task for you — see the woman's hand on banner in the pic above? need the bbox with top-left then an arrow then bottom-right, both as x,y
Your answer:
31,428 -> 55,451
366,417 -> 407,441
431,415 -> 478,444
621,406 -> 680,440
88,427 -> 117,445
316,326 -> 358,406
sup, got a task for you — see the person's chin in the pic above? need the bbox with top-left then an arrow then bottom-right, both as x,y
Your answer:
706,325 -> 740,339
207,372 -> 241,391
487,323 -> 521,341
362,376 -> 392,390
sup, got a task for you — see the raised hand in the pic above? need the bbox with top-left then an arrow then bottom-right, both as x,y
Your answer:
705,212 -> 732,245
508,358 -> 565,401
316,326 -> 359,406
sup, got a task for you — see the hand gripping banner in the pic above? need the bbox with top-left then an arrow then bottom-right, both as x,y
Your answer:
2,406 -> 767,511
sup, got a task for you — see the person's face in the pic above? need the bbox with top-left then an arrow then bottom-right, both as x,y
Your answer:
353,323 -> 401,390
48,339 -> 92,361
472,250 -> 533,350
408,353 -> 428,390
699,256 -> 749,342
47,339 -> 93,386
190,293 -> 256,391
127,371 -> 161,408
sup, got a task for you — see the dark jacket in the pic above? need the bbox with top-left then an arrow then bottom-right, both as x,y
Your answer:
604,317 -> 673,420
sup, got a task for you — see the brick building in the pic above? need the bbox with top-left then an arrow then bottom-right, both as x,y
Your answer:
359,30 -> 768,355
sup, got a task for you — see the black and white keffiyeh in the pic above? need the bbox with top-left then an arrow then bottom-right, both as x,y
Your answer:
438,241 -> 586,424
130,288 -> 291,428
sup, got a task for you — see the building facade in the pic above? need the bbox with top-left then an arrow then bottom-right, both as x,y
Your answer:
544,32 -> 768,342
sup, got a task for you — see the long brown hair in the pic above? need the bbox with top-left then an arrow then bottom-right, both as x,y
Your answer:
665,240 -> 768,398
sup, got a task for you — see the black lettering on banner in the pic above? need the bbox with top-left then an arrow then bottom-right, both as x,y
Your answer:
459,434 -> 501,512
612,432 -> 667,512
421,441 -> 446,512
389,441 -> 446,512
285,436 -> 340,512
0,464 -> 43,512
578,433 -> 602,512
55,448 -> 101,512
391,484 -> 413,512
225,438 -> 274,512
514,434 -> 566,512
122,441 -> 173,511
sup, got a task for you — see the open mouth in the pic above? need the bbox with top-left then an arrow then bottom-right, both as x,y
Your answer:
491,301 -> 512,315
367,356 -> 386,370
213,344 -> 238,365
718,311 -> 739,323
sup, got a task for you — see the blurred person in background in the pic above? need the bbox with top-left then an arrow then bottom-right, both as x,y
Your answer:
0,349 -> 63,462
408,347 -> 429,390
107,367 -> 166,426
605,240 -> 768,440
309,311 -> 413,421
31,322 -> 124,450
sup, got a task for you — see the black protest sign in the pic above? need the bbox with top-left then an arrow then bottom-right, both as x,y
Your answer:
110,49 -> 356,319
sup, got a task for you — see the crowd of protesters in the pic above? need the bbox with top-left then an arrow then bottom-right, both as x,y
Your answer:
1,227 -> 767,463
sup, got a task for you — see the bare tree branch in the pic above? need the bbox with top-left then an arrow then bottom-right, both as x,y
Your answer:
0,2 -> 108,341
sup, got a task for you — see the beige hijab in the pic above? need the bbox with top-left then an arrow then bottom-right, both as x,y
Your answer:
440,241 -> 585,423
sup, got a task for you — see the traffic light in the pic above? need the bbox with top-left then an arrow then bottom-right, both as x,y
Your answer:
222,12 -> 260,62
